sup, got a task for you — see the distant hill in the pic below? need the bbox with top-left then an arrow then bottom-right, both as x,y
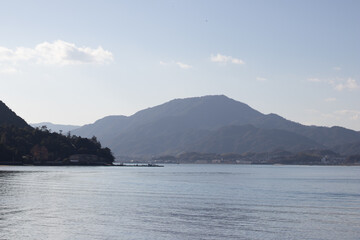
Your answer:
73,95 -> 263,140
0,101 -> 28,128
72,115 -> 129,146
72,95 -> 360,157
252,113 -> 360,147
30,122 -> 80,133
73,95 -> 265,154
332,141 -> 360,155
190,125 -> 323,153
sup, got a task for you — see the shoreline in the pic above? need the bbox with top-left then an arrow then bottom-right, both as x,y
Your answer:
1,163 -> 359,167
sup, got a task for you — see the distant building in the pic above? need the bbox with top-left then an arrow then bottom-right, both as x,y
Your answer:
69,154 -> 107,165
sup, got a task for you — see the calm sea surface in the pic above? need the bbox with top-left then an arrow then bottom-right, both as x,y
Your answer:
0,164 -> 359,240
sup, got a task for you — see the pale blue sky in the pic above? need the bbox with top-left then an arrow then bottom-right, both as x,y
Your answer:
1,0 -> 359,130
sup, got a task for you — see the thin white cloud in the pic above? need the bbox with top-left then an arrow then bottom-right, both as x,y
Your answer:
210,53 -> 245,65
160,60 -> 192,69
305,109 -> 320,114
0,67 -> 18,74
256,77 -> 267,82
176,62 -> 192,69
324,97 -> 336,102
304,108 -> 360,129
334,78 -> 359,91
0,66 -> 18,74
335,110 -> 360,120
308,77 -> 359,91
307,78 -> 322,82
333,67 -> 342,71
305,109 -> 335,120
0,40 -> 113,66
308,109 -> 360,120
159,61 -> 169,66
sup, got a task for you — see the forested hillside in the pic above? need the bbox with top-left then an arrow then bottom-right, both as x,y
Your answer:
0,100 -> 114,165
0,125 -> 114,165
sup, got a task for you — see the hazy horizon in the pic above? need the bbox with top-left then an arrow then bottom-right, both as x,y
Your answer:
1,0 -> 359,130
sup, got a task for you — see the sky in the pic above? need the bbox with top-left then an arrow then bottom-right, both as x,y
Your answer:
0,0 -> 359,130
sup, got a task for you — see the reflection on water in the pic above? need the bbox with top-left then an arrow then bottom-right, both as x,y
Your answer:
0,165 -> 359,240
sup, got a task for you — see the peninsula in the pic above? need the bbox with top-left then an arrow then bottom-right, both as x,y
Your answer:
0,101 -> 114,166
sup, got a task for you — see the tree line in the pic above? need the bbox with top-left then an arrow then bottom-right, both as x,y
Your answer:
0,125 -> 114,165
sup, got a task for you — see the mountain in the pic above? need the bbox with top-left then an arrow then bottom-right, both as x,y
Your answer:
72,95 -> 360,157
0,101 -> 29,128
332,141 -> 360,155
73,95 -> 265,154
74,95 -> 263,138
252,113 -> 360,147
190,125 -> 323,153
30,122 -> 80,133
72,115 -> 129,146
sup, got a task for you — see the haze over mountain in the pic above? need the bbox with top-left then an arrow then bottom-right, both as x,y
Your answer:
72,95 -> 360,157
30,122 -> 80,133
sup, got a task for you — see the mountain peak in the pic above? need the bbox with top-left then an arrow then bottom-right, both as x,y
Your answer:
170,95 -> 235,104
129,95 -> 263,129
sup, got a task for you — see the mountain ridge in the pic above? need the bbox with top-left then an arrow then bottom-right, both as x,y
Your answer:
0,101 -> 29,128
72,95 -> 360,157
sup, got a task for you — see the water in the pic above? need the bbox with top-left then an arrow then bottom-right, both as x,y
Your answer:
0,164 -> 359,240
